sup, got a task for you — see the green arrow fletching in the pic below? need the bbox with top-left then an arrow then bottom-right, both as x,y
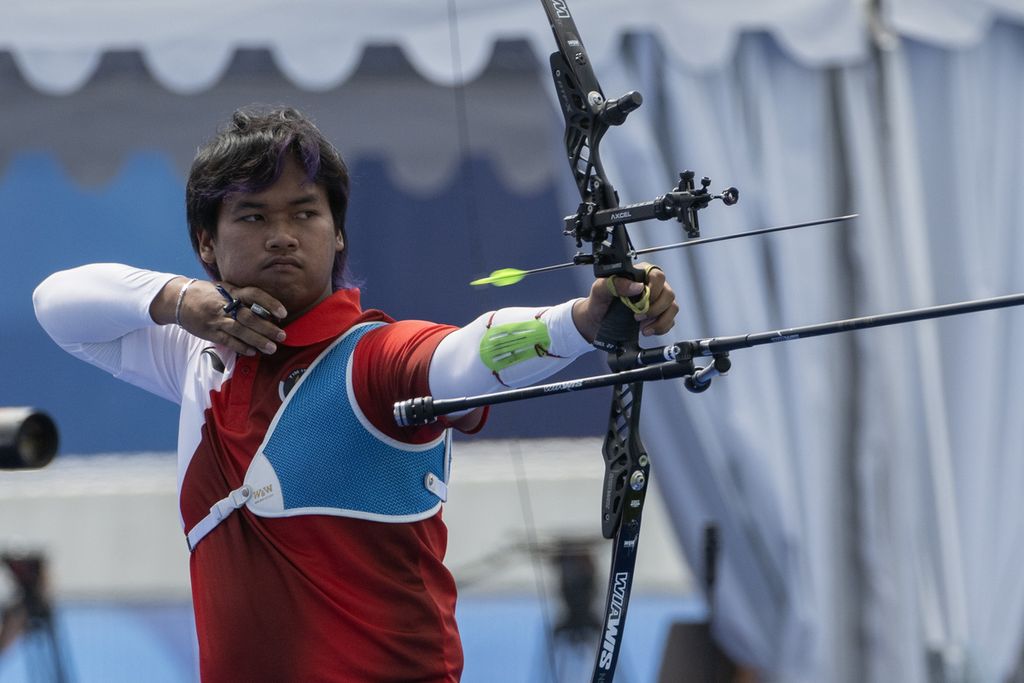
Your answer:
470,268 -> 529,287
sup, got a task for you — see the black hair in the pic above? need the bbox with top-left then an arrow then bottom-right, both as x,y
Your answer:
185,106 -> 352,288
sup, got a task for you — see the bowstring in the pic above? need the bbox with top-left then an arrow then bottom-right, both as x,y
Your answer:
446,0 -> 484,271
510,439 -> 560,681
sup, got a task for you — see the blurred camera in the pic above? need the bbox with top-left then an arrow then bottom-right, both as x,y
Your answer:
0,408 -> 59,470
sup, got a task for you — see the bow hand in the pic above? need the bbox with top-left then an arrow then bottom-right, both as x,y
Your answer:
573,263 -> 678,345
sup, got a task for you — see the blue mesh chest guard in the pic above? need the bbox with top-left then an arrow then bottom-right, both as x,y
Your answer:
186,322 -> 452,550
242,321 -> 451,523
187,322 -> 450,550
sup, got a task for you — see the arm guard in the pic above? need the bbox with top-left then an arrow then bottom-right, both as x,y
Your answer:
428,299 -> 593,401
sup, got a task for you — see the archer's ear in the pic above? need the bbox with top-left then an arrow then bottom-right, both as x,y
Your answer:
198,230 -> 217,265
335,231 -> 345,253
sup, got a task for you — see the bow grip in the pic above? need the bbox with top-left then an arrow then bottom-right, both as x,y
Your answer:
593,298 -> 640,355
592,264 -> 649,354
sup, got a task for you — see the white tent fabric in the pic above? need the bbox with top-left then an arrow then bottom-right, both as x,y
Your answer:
547,9 -> 1024,682
581,34 -> 853,680
6,1 -> 1024,681
573,18 -> 1024,683
858,24 -> 1024,682
4,0 -> 1019,94
888,0 -> 1024,45
1,0 -> 867,93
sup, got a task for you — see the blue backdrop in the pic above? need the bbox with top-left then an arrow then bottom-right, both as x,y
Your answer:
1,151 -> 608,453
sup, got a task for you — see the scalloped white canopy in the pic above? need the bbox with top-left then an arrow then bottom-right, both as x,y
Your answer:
5,0 -> 1021,95
889,0 -> 1024,44
6,0 -> 1023,94
0,0 -> 880,95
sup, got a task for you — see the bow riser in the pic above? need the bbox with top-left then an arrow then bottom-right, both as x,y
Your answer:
543,2 -> 656,680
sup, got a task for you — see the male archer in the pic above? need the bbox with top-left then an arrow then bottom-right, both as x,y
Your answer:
33,106 -> 677,681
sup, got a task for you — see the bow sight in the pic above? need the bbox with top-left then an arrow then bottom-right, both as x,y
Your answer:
565,171 -> 740,264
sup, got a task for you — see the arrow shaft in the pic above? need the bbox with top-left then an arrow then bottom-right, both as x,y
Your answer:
632,213 -> 858,257
498,214 -> 858,283
520,260 -> 578,277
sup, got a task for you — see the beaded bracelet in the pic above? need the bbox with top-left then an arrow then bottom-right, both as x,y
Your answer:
175,278 -> 199,326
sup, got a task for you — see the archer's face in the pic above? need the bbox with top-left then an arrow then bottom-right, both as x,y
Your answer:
198,156 -> 344,321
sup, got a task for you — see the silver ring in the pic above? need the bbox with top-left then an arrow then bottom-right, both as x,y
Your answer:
250,303 -> 273,321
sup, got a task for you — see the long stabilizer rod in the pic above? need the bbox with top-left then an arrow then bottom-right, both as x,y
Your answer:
691,290 -> 1024,356
395,291 -> 1024,425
